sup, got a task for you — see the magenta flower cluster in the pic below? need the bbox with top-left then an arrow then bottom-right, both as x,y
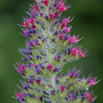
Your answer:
14,0 -> 98,103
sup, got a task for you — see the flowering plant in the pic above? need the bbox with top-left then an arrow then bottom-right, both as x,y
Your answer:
14,0 -> 98,103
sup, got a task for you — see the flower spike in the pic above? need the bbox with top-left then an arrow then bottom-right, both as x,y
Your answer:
14,0 -> 98,103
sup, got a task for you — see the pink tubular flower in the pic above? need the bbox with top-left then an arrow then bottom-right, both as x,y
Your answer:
61,23 -> 67,28
29,41 -> 34,46
58,1 -> 66,12
18,64 -> 25,72
58,1 -> 71,12
14,63 -> 26,73
79,51 -> 85,57
35,77 -> 41,84
17,92 -> 22,98
79,50 -> 88,57
90,81 -> 97,86
87,77 -> 98,86
54,76 -> 57,80
58,1 -> 64,7
49,13 -> 55,19
63,27 -> 71,32
60,85 -> 66,92
89,97 -> 94,102
33,5 -> 39,11
64,16 -> 73,24
68,35 -> 80,43
31,64 -> 35,67
64,18 -> 69,24
23,21 -> 28,28
46,64 -> 53,71
85,92 -> 91,98
49,13 -> 58,19
42,0 -> 49,6
74,46 -> 88,57
30,25 -> 37,29
72,47 -> 79,55
35,0 -> 37,2
59,34 -> 63,40
53,12 -> 58,18
28,18 -> 35,24
59,6 -> 66,12
85,92 -> 96,102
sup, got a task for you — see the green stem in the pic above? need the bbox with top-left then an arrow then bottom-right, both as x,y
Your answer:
51,75 -> 55,88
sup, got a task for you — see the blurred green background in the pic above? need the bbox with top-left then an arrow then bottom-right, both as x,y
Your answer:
0,0 -> 103,103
